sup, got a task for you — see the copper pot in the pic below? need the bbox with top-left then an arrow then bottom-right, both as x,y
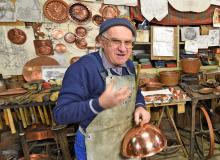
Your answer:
159,71 -> 180,87
121,123 -> 167,158
181,58 -> 201,74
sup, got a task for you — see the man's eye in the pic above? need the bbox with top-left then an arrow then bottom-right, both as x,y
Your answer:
112,40 -> 121,44
125,41 -> 132,45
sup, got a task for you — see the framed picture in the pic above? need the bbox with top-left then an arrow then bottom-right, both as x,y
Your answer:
41,66 -> 67,81
151,26 -> 178,60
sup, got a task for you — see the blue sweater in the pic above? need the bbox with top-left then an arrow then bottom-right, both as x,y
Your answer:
53,52 -> 145,129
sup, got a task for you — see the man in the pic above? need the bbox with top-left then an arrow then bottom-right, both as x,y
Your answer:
53,18 -> 151,160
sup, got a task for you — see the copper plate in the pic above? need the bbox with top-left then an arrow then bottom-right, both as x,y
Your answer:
51,28 -> 65,39
198,87 -> 214,94
68,3 -> 92,24
92,14 -> 104,26
75,26 -> 87,38
7,28 -> 27,45
22,56 -> 59,82
70,56 -> 80,64
34,40 -> 53,56
99,4 -> 120,20
64,32 -> 76,43
75,38 -> 87,49
54,43 -> 67,54
43,0 -> 69,23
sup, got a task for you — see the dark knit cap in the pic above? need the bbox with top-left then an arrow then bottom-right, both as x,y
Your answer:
99,18 -> 136,37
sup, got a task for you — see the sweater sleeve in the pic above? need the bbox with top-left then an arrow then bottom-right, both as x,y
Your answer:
53,59 -> 104,125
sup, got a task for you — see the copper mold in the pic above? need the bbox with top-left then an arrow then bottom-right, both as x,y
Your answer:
121,124 -> 167,158
68,3 -> 92,24
75,26 -> 87,38
51,28 -> 65,39
22,56 -> 59,82
75,38 -> 87,49
92,14 -> 104,26
7,28 -> 27,45
64,32 -> 76,43
43,0 -> 69,23
54,43 -> 67,54
99,4 -> 120,20
34,40 -> 53,56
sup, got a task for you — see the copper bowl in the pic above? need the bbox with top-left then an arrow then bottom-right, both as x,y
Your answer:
145,82 -> 164,91
121,124 -> 167,158
159,71 -> 180,87
181,58 -> 201,74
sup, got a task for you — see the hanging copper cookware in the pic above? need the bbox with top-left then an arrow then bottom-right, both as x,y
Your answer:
43,0 -> 69,23
51,28 -> 65,39
75,38 -> 87,49
54,43 -> 67,54
22,56 -> 59,82
99,4 -> 120,20
7,28 -> 27,45
92,14 -> 104,26
68,3 -> 92,24
64,32 -> 76,43
75,26 -> 87,38
121,123 -> 167,158
34,40 -> 53,56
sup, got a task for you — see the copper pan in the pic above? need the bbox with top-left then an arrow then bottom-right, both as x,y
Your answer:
54,43 -> 67,54
64,32 -> 76,43
75,38 -> 87,49
121,123 -> 167,158
7,28 -> 26,45
34,40 -> 53,56
22,56 -> 59,82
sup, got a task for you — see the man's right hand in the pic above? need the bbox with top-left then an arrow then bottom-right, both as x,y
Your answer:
98,81 -> 131,109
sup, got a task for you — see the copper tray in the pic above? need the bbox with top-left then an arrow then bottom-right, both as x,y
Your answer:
0,88 -> 27,96
68,3 -> 92,24
34,40 -> 53,56
43,0 -> 69,23
75,38 -> 87,49
92,14 -> 104,26
22,56 -> 59,82
7,28 -> 27,45
64,32 -> 76,43
99,4 -> 120,19
75,26 -> 87,38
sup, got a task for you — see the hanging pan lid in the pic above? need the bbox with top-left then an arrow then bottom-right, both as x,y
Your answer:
43,0 -> 69,23
7,28 -> 27,45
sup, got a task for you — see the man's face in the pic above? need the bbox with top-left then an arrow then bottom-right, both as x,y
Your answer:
100,26 -> 133,66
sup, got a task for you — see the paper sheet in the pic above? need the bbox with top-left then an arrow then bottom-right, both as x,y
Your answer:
0,0 -> 16,22
196,35 -> 209,49
208,29 -> 220,46
141,88 -> 172,96
184,40 -> 198,53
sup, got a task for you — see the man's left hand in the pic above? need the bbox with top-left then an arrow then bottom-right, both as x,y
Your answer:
134,107 -> 151,126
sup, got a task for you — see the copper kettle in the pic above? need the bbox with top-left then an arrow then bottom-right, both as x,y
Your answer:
121,123 -> 167,158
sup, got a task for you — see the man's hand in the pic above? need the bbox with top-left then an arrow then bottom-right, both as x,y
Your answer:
99,81 -> 131,109
134,107 -> 151,126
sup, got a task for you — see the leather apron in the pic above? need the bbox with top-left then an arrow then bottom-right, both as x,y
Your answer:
85,67 -> 138,160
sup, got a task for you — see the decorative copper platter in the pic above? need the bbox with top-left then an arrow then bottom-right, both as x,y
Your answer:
43,0 -> 69,23
99,4 -> 120,20
22,56 -> 59,82
75,38 -> 87,49
75,26 -> 87,38
7,28 -> 27,45
68,3 -> 92,24
54,43 -> 67,54
34,40 -> 53,56
51,28 -> 65,39
64,32 -> 76,43
92,14 -> 104,26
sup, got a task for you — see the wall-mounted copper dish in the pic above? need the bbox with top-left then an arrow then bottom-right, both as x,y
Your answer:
64,32 -> 76,43
7,28 -> 27,45
34,40 -> 53,56
75,38 -> 87,49
99,4 -> 120,20
43,0 -> 69,23
54,43 -> 67,54
92,14 -> 104,26
22,56 -> 59,82
51,28 -> 65,39
75,26 -> 87,38
70,56 -> 80,64
68,3 -> 92,24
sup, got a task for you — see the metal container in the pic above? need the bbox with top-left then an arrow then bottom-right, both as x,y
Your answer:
159,71 -> 180,87
181,58 -> 201,74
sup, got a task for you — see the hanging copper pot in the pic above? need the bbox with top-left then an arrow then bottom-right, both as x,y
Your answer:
92,14 -> 104,26
34,40 -> 53,56
43,0 -> 69,23
75,38 -> 87,49
99,4 -> 120,20
64,32 -> 76,43
51,28 -> 65,39
75,26 -> 87,38
54,43 -> 67,54
7,28 -> 27,45
121,123 -> 167,158
68,3 -> 92,24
